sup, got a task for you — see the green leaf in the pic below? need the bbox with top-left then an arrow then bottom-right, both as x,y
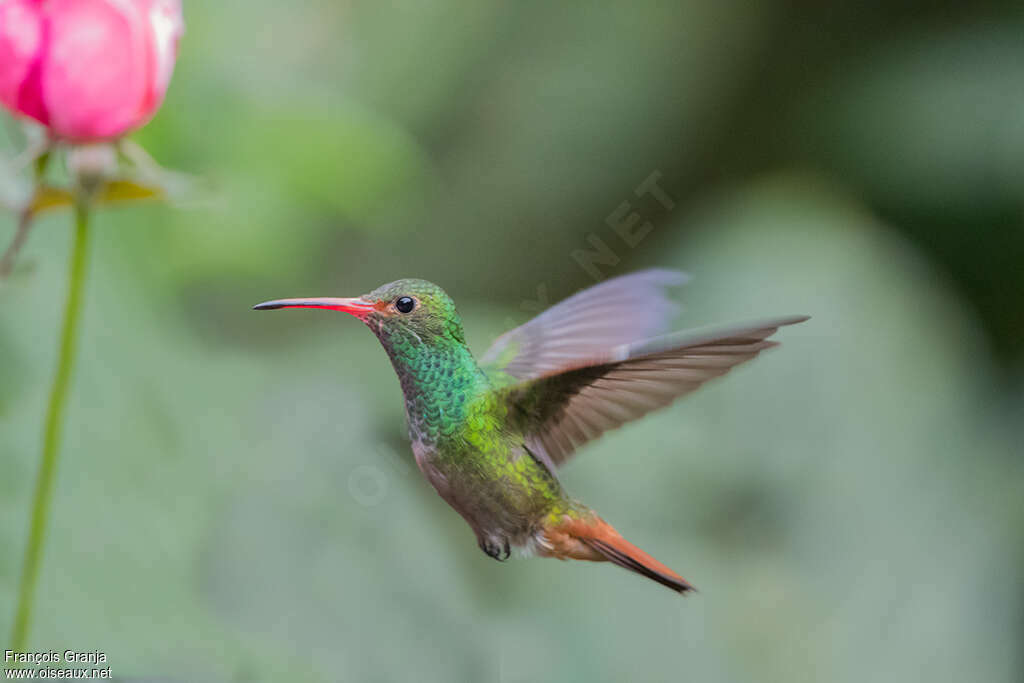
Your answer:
28,177 -> 188,215
30,185 -> 74,213
99,179 -> 165,204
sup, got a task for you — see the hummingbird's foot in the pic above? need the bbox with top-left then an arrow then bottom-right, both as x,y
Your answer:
479,537 -> 511,562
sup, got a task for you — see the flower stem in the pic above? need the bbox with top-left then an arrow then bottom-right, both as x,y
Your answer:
10,200 -> 92,650
0,207 -> 36,280
0,149 -> 50,281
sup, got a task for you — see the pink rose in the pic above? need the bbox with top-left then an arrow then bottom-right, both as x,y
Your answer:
0,0 -> 183,142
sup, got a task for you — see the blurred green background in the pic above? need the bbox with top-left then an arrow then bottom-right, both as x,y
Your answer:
2,1 -> 1024,681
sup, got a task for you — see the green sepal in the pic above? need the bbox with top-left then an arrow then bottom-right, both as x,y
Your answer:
30,178 -> 166,214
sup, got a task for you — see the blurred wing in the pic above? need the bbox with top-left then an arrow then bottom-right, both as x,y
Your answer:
502,316 -> 809,468
479,269 -> 689,384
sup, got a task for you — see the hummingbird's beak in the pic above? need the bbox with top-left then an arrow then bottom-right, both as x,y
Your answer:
252,297 -> 376,319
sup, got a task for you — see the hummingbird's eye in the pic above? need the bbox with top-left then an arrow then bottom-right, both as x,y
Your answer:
395,296 -> 416,314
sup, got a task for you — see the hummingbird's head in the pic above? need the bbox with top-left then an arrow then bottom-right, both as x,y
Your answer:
253,278 -> 468,348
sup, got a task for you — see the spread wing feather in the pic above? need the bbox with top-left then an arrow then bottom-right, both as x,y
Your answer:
479,269 -> 689,384
500,316 -> 809,468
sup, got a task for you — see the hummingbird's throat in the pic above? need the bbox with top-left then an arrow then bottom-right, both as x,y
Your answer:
376,326 -> 485,445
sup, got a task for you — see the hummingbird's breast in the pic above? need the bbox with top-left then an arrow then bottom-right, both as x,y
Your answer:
408,391 -> 564,549
379,328 -> 564,547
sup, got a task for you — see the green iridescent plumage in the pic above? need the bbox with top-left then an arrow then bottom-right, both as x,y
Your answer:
359,279 -> 576,554
255,271 -> 808,588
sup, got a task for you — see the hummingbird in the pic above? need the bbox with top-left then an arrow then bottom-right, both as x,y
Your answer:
254,270 -> 807,593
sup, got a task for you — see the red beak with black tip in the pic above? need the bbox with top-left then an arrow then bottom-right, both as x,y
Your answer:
252,297 -> 375,319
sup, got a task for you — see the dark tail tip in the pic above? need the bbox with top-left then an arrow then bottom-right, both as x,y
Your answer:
584,538 -> 695,595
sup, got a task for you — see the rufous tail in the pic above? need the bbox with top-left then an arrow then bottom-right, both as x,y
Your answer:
539,515 -> 694,594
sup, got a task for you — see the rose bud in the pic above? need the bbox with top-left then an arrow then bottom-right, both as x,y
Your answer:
0,0 -> 184,142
